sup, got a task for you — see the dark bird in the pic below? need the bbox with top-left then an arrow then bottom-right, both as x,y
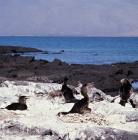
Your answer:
61,77 -> 76,103
119,78 -> 135,107
58,82 -> 94,115
5,96 -> 29,110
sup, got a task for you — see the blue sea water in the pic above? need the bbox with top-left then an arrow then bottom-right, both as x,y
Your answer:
0,36 -> 138,65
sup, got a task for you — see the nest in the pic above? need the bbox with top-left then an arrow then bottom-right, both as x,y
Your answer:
57,112 -> 110,126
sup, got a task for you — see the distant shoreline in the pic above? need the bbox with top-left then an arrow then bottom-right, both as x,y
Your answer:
0,35 -> 138,38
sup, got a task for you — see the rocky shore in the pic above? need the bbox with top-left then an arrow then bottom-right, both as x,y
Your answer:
0,80 -> 138,139
0,46 -> 138,139
0,45 -> 138,96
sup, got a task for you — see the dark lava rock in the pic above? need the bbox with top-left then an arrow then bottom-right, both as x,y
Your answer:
0,46 -> 138,95
0,45 -> 42,53
59,50 -> 65,53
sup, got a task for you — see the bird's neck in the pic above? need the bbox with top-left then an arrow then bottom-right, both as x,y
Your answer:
19,101 -> 26,104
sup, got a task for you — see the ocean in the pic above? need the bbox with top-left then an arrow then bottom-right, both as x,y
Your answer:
0,36 -> 138,65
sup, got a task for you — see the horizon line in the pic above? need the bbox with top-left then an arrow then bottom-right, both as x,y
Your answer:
0,35 -> 138,37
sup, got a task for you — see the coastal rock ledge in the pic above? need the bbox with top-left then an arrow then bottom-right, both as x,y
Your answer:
0,80 -> 138,139
0,46 -> 138,95
0,45 -> 42,53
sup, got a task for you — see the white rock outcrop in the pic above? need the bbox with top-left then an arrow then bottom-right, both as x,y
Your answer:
0,80 -> 138,139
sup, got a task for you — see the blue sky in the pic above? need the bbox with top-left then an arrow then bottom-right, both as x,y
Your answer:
0,0 -> 138,36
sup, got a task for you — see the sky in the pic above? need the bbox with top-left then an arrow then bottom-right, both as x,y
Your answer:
0,0 -> 138,36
